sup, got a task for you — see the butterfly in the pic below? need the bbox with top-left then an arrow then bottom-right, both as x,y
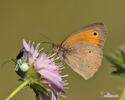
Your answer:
52,23 -> 107,80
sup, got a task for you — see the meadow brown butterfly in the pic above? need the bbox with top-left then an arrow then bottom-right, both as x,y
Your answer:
52,23 -> 107,80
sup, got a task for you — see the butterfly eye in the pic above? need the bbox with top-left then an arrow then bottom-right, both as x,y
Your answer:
89,51 -> 91,53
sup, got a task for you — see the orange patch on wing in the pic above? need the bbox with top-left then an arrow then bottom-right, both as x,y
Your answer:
62,30 -> 99,46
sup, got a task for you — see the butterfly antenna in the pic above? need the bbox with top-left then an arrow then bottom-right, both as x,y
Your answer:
40,32 -> 53,43
40,41 -> 54,46
41,41 -> 52,44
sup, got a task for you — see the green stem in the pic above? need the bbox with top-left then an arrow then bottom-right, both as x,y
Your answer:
5,79 -> 30,100
120,86 -> 125,100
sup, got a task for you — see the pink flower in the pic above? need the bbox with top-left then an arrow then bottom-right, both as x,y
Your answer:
22,39 -> 65,100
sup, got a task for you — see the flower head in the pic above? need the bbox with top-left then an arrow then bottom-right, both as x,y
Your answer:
17,39 -> 66,100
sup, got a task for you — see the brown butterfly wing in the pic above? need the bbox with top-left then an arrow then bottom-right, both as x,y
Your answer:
56,23 -> 107,79
63,42 -> 103,80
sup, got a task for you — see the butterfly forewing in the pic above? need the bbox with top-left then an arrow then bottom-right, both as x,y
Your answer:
61,23 -> 107,48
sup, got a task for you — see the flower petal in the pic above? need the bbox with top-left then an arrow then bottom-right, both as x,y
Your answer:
51,91 -> 58,100
23,39 -> 30,51
38,69 -> 64,93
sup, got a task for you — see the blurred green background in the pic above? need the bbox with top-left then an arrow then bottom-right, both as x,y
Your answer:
0,0 -> 125,100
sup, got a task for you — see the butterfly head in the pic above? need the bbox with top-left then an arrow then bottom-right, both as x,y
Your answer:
52,43 -> 68,60
52,43 -> 60,53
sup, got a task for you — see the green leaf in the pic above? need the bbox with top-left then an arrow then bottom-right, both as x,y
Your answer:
31,85 -> 51,100
112,51 -> 125,65
31,86 -> 40,100
30,83 -> 49,96
15,68 -> 26,78
111,67 -> 125,78
119,50 -> 125,65
105,50 -> 125,78
105,55 -> 125,69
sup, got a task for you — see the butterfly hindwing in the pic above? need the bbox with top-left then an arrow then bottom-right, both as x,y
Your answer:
63,42 -> 103,80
